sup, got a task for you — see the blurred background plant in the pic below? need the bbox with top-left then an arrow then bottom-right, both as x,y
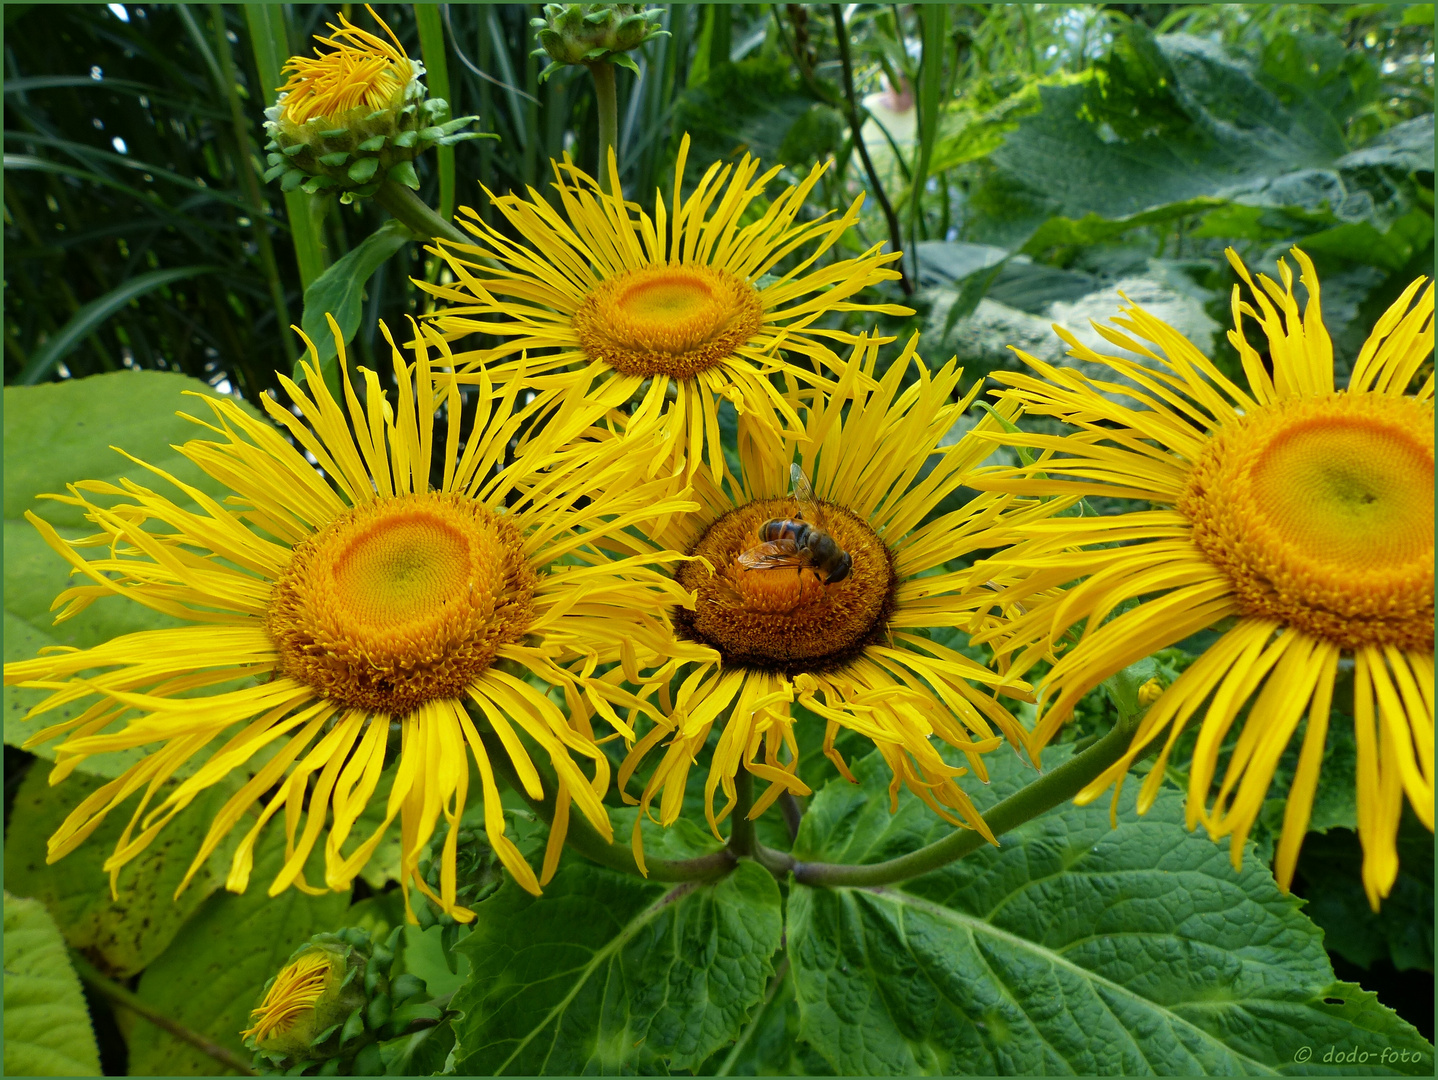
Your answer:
3,4 -> 1433,1074
6,4 -> 1431,395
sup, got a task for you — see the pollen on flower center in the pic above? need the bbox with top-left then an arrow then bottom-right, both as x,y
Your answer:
267,491 -> 535,714
1180,391 -> 1434,651
674,497 -> 895,675
572,264 -> 764,379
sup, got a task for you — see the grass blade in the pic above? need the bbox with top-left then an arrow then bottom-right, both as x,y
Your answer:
414,4 -> 455,221
19,265 -> 219,385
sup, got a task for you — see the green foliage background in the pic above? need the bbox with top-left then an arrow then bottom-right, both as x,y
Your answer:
3,3 -> 1434,1076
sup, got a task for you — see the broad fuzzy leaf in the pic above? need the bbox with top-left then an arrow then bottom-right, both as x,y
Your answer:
450,859 -> 783,1074
3,893 -> 103,1077
4,371 -> 266,777
5,766 -> 241,978
789,746 -> 1433,1075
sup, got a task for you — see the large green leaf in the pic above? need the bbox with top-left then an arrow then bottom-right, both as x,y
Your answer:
449,858 -> 784,1074
5,764 -> 241,978
788,746 -> 1433,1075
988,25 -> 1369,227
3,892 -> 103,1077
4,370 -> 268,776
123,828 -> 350,1076
696,962 -> 836,1077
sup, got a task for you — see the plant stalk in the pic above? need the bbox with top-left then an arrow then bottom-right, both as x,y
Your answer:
588,60 -> 620,194
830,3 -> 914,295
244,4 -> 329,289
70,950 -> 256,1076
371,180 -> 471,247
728,768 -> 755,857
759,693 -> 1147,888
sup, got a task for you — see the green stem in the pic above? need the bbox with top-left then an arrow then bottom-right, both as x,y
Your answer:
762,694 -> 1146,888
371,181 -> 470,247
728,768 -> 755,857
70,951 -> 256,1076
830,3 -> 913,296
468,715 -> 734,884
588,60 -> 619,194
244,4 -> 328,290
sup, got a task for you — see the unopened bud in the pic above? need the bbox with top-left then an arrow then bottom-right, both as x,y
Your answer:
530,4 -> 667,79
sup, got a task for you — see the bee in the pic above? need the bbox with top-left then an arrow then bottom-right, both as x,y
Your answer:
736,464 -> 852,585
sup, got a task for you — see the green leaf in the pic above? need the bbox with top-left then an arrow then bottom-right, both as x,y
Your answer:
3,893 -> 102,1077
450,859 -> 783,1074
698,961 -> 836,1077
989,26 -> 1363,229
17,265 -> 219,386
297,218 -> 414,389
123,827 -> 351,1076
789,746 -> 1434,1075
4,371 -> 268,776
5,765 -> 243,978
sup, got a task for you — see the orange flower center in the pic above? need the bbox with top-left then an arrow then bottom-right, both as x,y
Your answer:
1180,391 -> 1434,651
267,492 -> 535,713
571,264 -> 764,379
675,496 -> 894,674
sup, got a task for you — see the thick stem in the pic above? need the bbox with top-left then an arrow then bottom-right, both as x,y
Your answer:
728,769 -> 755,857
70,951 -> 256,1076
371,180 -> 470,247
830,3 -> 914,295
469,718 -> 734,884
779,791 -> 804,842
762,698 -> 1146,888
587,60 -> 619,195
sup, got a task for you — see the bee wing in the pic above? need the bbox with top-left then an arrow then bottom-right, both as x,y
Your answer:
789,463 -> 827,528
736,539 -> 805,571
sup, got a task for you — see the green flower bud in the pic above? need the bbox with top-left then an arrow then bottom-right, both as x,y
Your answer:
530,4 -> 667,79
241,940 -> 366,1063
243,925 -> 438,1075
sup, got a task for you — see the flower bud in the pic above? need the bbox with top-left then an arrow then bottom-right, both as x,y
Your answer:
242,939 -> 366,1064
262,5 -> 485,203
1137,676 -> 1167,708
242,925 -> 438,1075
529,4 -> 667,79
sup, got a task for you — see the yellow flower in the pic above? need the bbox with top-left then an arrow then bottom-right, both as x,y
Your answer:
4,319 -> 697,921
420,134 -> 911,489
971,248 -> 1433,908
262,7 -> 479,202
609,333 -> 1040,867
241,951 -> 334,1046
275,7 -> 415,128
